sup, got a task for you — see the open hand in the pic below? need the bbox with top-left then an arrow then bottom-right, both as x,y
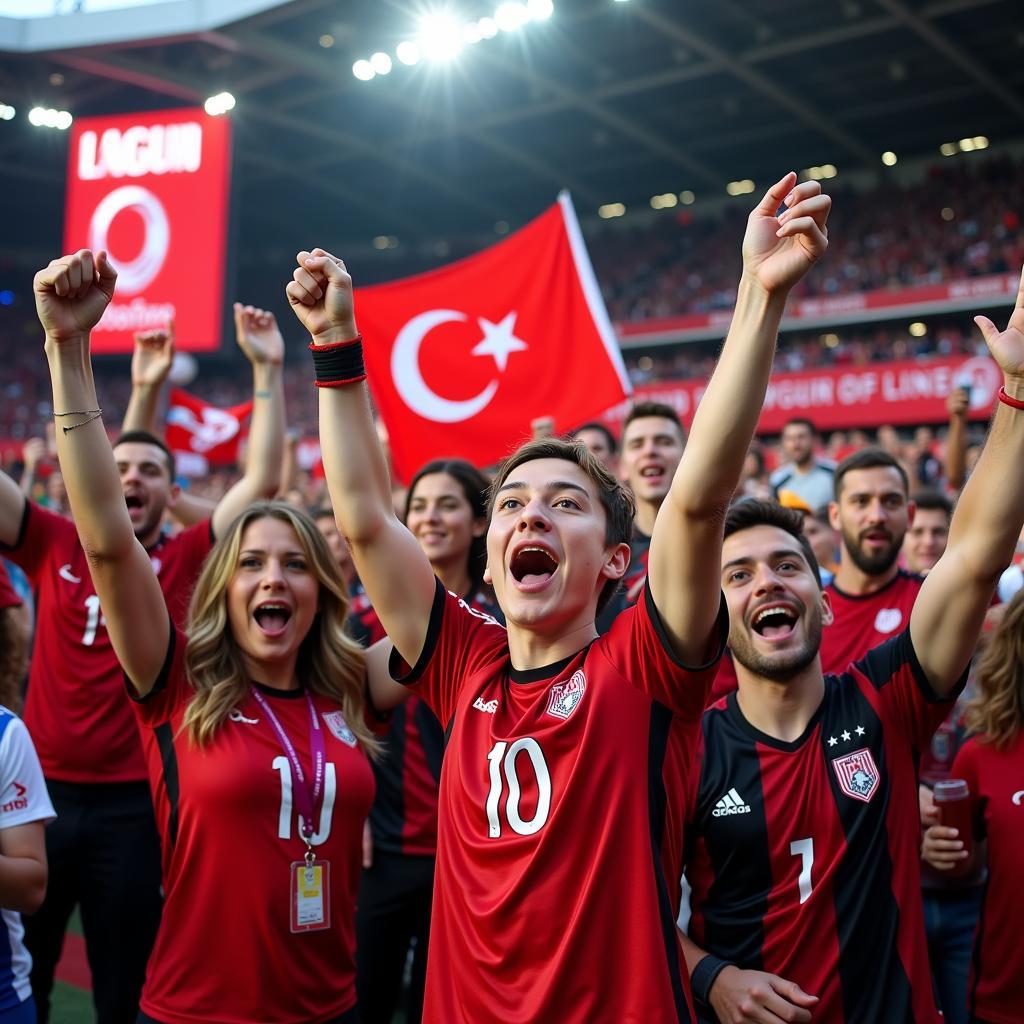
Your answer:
34,249 -> 117,342
22,437 -> 46,472
132,322 -> 175,387
234,304 -> 284,366
743,173 -> 830,296
285,248 -> 357,346
975,265 -> 1024,386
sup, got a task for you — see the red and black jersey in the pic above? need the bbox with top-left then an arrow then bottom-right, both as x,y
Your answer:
686,629 -> 962,1024
131,627 -> 375,1024
345,580 -> 385,647
595,525 -> 651,632
954,735 -> 1024,1024
392,578 -> 726,1023
369,587 -> 502,857
820,570 -> 923,674
2,501 -> 212,783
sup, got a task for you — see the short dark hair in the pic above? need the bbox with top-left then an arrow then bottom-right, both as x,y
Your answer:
783,417 -> 818,435
572,421 -> 618,456
724,498 -> 822,588
488,437 -> 635,612
833,447 -> 908,500
622,401 -> 685,443
406,458 -> 491,590
114,430 -> 176,480
912,490 -> 953,519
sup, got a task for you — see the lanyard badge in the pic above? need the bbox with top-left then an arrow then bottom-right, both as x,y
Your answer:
251,687 -> 332,933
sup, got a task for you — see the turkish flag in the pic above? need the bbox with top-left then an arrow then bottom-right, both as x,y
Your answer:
356,193 -> 631,480
165,388 -> 252,476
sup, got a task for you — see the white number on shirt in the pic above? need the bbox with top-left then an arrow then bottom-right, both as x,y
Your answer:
81,594 -> 106,646
485,738 -> 551,838
789,836 -> 814,904
273,756 -> 337,846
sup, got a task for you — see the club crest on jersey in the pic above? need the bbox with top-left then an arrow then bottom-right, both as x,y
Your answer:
831,747 -> 880,803
322,711 -> 357,747
546,670 -> 586,721
873,608 -> 902,633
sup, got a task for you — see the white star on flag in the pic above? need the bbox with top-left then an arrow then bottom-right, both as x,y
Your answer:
855,725 -> 866,736
471,311 -> 528,371
841,730 -> 851,741
828,736 -> 837,747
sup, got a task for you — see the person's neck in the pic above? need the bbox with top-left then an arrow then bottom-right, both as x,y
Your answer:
136,524 -> 163,550
833,556 -> 899,595
506,617 -> 597,673
792,456 -> 815,474
433,559 -> 473,601
633,498 -> 660,537
244,653 -> 300,691
734,662 -> 825,743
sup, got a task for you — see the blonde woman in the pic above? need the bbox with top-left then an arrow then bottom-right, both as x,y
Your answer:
922,589 -> 1024,1024
33,249 -> 382,1024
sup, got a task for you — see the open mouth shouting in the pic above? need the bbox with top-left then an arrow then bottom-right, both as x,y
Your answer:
750,602 -> 800,642
509,544 -> 560,592
252,602 -> 292,637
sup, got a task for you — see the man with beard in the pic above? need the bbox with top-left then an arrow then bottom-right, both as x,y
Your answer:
819,448 -> 921,674
679,277 -> 1024,1023
769,418 -> 835,511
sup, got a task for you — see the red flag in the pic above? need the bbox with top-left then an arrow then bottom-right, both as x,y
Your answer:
356,193 -> 631,480
165,388 -> 252,476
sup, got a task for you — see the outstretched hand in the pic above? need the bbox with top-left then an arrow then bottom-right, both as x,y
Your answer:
132,322 -> 175,387
743,172 -> 830,296
975,265 -> 1024,384
34,249 -> 117,342
234,304 -> 284,366
285,248 -> 357,345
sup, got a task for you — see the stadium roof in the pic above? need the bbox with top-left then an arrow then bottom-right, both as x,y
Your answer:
1,0 -> 1022,276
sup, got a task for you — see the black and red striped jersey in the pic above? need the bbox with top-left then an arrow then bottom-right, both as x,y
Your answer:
686,629 -> 963,1024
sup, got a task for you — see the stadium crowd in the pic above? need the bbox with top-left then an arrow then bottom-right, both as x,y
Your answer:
0,167 -> 1021,1024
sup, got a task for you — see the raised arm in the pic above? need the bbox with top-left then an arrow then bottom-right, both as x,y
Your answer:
210,303 -> 286,538
34,249 -> 169,693
911,266 -> 1024,696
648,173 -> 830,662
121,324 -> 175,435
943,385 -> 969,492
18,438 -> 46,499
286,249 -> 435,670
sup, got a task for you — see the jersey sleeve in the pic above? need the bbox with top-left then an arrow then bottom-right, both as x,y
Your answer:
850,628 -> 965,753
388,577 -> 507,727
0,500 -> 68,582
598,584 -> 728,720
126,622 -> 191,727
0,716 -> 55,828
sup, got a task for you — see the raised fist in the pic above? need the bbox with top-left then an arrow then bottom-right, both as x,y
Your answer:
285,248 -> 357,346
34,249 -> 117,342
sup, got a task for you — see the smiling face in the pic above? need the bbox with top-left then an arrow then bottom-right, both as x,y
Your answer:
619,416 -> 684,508
407,472 -> 485,572
226,516 -> 320,687
902,506 -> 949,574
485,458 -> 628,632
723,524 -> 832,682
829,466 -> 910,577
114,440 -> 178,545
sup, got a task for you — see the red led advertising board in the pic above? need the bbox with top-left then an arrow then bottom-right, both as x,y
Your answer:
63,107 -> 231,353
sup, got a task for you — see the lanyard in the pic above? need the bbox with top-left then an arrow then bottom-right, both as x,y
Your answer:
251,687 -> 325,851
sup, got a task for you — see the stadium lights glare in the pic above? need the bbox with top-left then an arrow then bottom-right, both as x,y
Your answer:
495,3 -> 530,31
373,235 -> 399,250
370,52 -> 393,75
396,41 -> 421,65
463,22 -> 484,43
803,164 -> 837,181
679,190 -> 695,205
939,142 -> 958,157
319,34 -> 334,48
478,16 -> 499,38
203,92 -> 235,116
726,179 -> 755,196
909,322 -> 927,337
0,104 -> 15,121
28,106 -> 72,129
650,192 -> 678,210
881,151 -> 898,166
598,202 -> 626,219
353,59 -> 376,81
941,207 -> 955,221
418,11 -> 464,61
527,0 -> 555,19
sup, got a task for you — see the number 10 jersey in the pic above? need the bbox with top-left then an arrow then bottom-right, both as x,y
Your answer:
391,579 -> 726,1023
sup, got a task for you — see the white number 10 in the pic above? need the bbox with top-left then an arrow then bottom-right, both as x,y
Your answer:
485,738 -> 552,838
789,837 -> 814,904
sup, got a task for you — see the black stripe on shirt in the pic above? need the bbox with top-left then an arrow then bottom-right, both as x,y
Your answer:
154,721 -> 180,849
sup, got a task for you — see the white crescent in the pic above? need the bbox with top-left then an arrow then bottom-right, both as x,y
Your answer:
391,309 -> 498,424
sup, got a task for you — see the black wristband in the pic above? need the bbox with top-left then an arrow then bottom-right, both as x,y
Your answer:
310,334 -> 365,387
691,954 -> 734,1006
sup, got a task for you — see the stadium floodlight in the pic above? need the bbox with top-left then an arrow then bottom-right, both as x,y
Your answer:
370,51 -> 393,75
650,193 -> 677,209
909,322 -> 927,337
527,0 -> 555,19
204,92 -> 235,116
28,106 -> 72,129
598,202 -> 626,219
396,41 -> 421,65
939,142 -> 958,157
881,151 -> 897,166
495,2 -> 530,31
0,104 -> 14,121
463,21 -> 483,43
418,11 -> 464,61
972,136 -> 989,150
959,137 -> 976,152
478,16 -> 499,38
726,179 -> 755,196
353,59 -> 376,81
679,190 -> 695,205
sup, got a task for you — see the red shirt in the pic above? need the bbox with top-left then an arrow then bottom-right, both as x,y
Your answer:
0,562 -> 20,610
393,580 -> 726,1023
4,502 -> 212,783
820,570 -> 923,674
132,629 -> 375,1024
687,630 -> 959,1023
953,734 -> 1024,1024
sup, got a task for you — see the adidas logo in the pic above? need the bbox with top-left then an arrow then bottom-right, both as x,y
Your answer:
712,788 -> 752,817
